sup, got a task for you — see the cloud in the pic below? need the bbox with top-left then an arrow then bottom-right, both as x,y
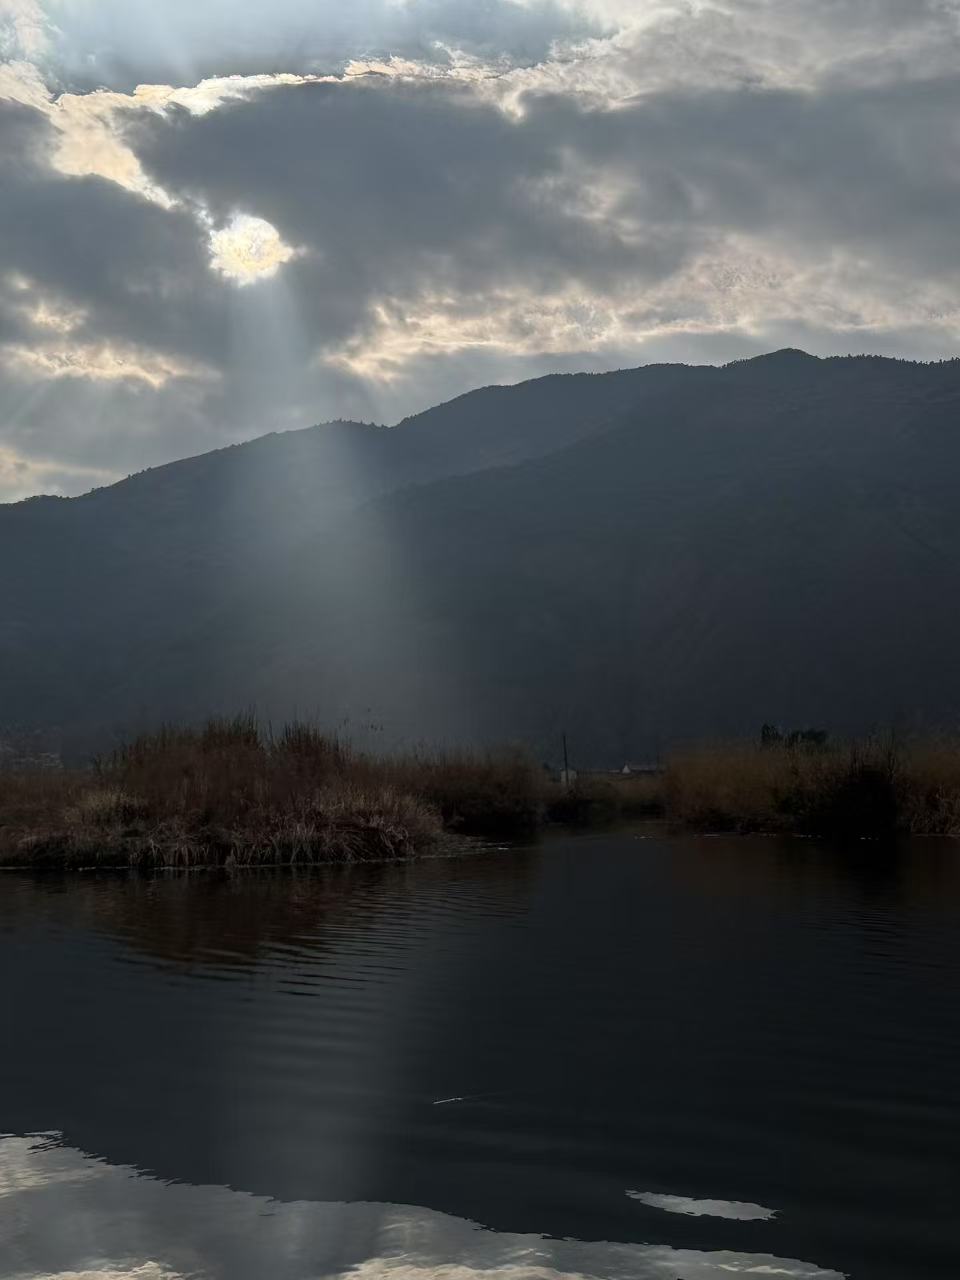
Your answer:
1,0 -> 959,498
0,441 -> 115,501
0,60 -> 330,203
35,0 -> 599,90
0,0 -> 51,60
2,337 -> 215,387
128,65 -> 960,366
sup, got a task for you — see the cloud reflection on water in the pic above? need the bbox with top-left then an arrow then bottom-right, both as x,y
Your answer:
628,1190 -> 777,1221
0,1134 -> 844,1280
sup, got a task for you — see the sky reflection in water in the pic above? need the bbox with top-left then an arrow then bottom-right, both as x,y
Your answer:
627,1190 -> 777,1221
0,1134 -> 842,1280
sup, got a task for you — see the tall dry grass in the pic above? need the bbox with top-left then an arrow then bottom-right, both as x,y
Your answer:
662,736 -> 960,835
377,745 -> 548,834
1,717 -> 441,868
9,721 -> 960,868
0,717 -> 550,868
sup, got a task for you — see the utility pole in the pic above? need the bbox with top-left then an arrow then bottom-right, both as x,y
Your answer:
562,731 -> 570,789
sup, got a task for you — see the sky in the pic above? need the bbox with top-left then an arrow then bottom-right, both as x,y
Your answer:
1,0 -> 959,500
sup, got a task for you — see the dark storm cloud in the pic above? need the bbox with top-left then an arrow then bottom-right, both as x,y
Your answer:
0,97 -> 229,362
128,78 -> 675,307
126,68 -> 960,350
531,75 -> 960,273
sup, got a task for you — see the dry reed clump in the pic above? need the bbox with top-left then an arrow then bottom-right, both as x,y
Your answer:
0,717 -> 444,869
662,737 -> 960,836
377,746 -> 548,834
0,768 -> 84,827
12,719 -> 960,867
895,741 -> 960,835
662,743 -> 829,831
67,787 -> 148,827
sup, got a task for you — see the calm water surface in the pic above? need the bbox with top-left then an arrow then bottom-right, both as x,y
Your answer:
1,830 -> 958,1280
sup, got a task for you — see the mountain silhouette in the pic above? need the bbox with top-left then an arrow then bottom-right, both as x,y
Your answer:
4,351 -> 960,761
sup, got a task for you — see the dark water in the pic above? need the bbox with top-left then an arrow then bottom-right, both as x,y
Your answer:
1,830 -> 958,1280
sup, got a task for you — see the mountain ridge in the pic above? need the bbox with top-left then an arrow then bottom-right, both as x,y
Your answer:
4,349 -> 960,762
9,348 -> 960,512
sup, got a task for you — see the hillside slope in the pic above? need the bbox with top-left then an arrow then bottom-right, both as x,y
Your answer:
4,351 -> 960,760
0,363 -> 682,742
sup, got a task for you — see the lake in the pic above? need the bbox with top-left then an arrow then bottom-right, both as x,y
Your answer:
1,829 -> 958,1280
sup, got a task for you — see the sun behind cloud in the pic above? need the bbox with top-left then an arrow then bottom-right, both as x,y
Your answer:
208,213 -> 298,285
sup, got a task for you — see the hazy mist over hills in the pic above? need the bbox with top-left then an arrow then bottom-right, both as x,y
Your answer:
5,350 -> 960,763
